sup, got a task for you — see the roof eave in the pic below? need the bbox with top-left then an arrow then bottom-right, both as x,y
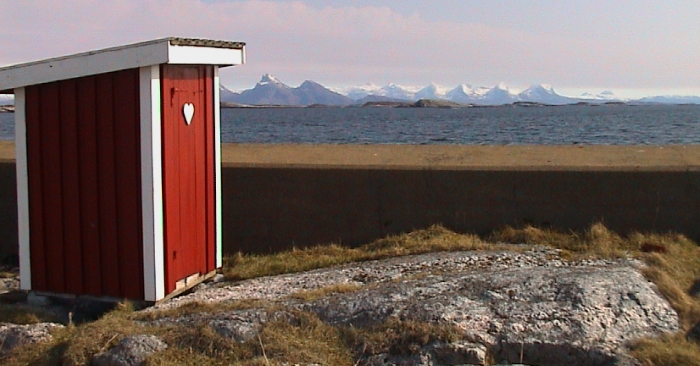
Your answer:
0,37 -> 245,91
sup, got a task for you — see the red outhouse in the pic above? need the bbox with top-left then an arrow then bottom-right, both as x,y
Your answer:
0,38 -> 245,301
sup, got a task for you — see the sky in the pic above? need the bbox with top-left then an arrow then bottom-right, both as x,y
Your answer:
1,0 -> 699,98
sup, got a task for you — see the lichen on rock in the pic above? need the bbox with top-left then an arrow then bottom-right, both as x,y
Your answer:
146,247 -> 678,365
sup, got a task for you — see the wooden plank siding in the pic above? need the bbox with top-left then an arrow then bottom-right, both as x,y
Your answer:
25,69 -> 144,299
160,65 -> 216,294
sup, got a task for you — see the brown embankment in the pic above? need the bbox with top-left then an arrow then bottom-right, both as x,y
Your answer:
1,142 -> 699,261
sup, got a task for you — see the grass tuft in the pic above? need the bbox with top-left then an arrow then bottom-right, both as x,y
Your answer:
133,299 -> 271,322
630,333 -> 700,366
0,303 -> 143,365
341,317 -> 463,358
255,311 -> 354,366
224,224 -> 495,281
224,243 -> 355,281
493,222 -> 641,258
491,225 -> 583,251
288,283 -> 364,302
0,265 -> 17,278
0,304 -> 61,325
156,323 -> 256,363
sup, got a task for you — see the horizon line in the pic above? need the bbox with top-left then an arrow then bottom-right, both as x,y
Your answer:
219,76 -> 700,100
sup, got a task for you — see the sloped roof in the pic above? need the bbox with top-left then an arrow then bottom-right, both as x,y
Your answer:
0,37 -> 246,93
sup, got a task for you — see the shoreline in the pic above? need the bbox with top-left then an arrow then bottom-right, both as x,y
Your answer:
0,141 -> 699,170
221,144 -> 700,171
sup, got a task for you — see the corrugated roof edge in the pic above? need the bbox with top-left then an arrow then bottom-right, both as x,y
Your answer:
169,37 -> 245,49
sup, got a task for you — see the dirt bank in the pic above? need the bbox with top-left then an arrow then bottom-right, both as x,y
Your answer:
222,144 -> 700,171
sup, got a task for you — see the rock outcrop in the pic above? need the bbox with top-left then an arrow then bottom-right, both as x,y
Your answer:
0,247 -> 680,365
0,322 -> 64,356
92,335 -> 167,366
148,247 -> 678,365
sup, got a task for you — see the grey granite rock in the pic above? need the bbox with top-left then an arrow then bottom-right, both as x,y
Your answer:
151,308 -> 298,343
300,264 -> 675,365
0,322 -> 64,356
359,341 -> 486,366
144,248 -> 677,365
427,341 -> 487,365
92,334 -> 167,366
208,308 -> 270,342
0,276 -> 19,294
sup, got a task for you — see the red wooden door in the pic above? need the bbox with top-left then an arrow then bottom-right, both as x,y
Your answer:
160,65 -> 216,294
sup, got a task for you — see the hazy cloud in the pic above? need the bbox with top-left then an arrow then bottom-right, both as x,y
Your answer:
0,0 -> 698,95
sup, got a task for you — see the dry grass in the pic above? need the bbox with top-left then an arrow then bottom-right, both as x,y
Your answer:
1,303 -> 150,366
490,222 -> 638,258
141,224 -> 700,364
288,283 -> 364,302
340,317 -> 463,357
148,310 -> 354,365
0,265 -> 17,278
630,334 -> 700,366
254,311 -> 354,365
2,223 -> 700,365
224,224 -> 497,281
133,299 -> 271,322
0,336 -> 68,366
0,304 -> 61,325
152,323 -> 258,365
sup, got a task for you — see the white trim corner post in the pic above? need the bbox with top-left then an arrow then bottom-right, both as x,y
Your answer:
214,66 -> 224,268
15,87 -> 31,291
140,65 -> 165,302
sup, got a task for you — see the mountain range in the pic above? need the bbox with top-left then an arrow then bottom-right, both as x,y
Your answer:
223,74 -> 352,106
221,74 -> 700,107
2,74 -> 697,107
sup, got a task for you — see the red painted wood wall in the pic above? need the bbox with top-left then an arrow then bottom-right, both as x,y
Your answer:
25,69 -> 144,299
160,65 -> 216,294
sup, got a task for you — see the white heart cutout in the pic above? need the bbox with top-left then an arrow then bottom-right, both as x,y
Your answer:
183,103 -> 195,125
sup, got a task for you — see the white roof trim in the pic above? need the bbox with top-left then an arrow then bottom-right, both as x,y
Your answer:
0,37 -> 245,91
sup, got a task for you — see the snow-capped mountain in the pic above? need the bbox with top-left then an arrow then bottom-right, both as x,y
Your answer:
479,82 -> 519,105
220,75 -> 700,106
518,84 -> 574,105
226,74 -> 352,106
333,83 -> 420,102
580,90 -> 620,101
256,74 -> 288,88
438,82 -> 519,105
415,83 -> 450,100
219,84 -> 239,103
445,84 -> 491,103
336,83 -> 382,100
295,80 -> 353,105
378,83 -> 420,100
636,95 -> 700,104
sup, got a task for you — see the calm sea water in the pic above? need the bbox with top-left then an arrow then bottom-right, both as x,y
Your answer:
1,104 -> 699,144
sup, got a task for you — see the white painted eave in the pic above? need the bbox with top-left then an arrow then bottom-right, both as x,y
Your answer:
0,37 -> 245,92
